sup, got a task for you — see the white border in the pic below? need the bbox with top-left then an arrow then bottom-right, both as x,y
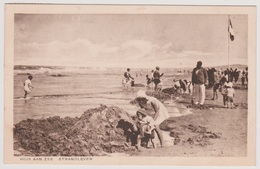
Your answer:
0,0 -> 259,169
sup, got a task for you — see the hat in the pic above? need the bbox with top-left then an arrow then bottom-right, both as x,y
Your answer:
137,90 -> 147,98
136,108 -> 148,116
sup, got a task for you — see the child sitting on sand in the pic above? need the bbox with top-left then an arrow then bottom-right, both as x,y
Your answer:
226,82 -> 235,109
134,108 -> 156,150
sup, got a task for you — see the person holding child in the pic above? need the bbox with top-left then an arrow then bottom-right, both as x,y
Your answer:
135,90 -> 170,147
122,68 -> 134,89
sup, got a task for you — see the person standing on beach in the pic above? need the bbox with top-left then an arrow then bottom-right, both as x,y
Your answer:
226,82 -> 235,109
153,66 -> 164,91
211,70 -> 221,100
191,61 -> 208,106
23,75 -> 34,98
123,68 -> 134,88
136,90 -> 170,147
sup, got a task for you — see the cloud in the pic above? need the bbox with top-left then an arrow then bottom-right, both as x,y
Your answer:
15,38 -> 242,68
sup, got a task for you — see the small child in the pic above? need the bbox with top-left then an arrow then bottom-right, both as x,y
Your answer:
212,83 -> 221,100
219,79 -> 228,108
23,75 -> 34,98
226,82 -> 235,109
135,108 -> 156,150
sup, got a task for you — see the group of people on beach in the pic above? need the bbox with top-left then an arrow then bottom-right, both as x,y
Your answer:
21,61 -> 247,151
146,66 -> 164,91
173,61 -> 247,109
190,61 -> 236,109
210,66 -> 247,109
122,66 -> 165,91
125,61 -> 248,150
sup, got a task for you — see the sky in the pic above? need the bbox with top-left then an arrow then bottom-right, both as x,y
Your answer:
14,14 -> 248,68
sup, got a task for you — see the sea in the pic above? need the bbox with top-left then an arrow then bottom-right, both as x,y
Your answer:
13,66 -> 193,124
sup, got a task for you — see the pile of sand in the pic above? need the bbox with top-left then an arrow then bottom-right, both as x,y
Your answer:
162,87 -> 177,95
14,105 -> 137,156
160,119 -> 221,147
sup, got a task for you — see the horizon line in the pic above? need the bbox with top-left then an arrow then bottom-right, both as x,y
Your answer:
14,63 -> 248,69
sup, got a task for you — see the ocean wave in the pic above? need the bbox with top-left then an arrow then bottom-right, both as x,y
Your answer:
13,66 -> 125,76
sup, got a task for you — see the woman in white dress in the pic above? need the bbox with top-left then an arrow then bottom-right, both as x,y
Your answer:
136,90 -> 170,147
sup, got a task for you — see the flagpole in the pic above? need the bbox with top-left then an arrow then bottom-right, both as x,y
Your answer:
228,15 -> 230,69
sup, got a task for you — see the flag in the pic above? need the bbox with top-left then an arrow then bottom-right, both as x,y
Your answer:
229,19 -> 235,41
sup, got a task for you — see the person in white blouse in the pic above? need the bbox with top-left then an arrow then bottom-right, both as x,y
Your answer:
136,90 -> 170,147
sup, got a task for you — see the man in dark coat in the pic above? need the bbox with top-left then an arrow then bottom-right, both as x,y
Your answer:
191,61 -> 208,106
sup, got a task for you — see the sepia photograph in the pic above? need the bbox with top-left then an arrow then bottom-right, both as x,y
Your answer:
4,4 -> 256,166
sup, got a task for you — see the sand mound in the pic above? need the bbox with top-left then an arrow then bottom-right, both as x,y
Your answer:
14,105 -> 137,156
186,104 -> 214,110
235,103 -> 248,109
162,87 -> 177,95
160,119 -> 221,147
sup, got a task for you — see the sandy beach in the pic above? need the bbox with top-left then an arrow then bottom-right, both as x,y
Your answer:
138,88 -> 248,157
13,66 -> 248,157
